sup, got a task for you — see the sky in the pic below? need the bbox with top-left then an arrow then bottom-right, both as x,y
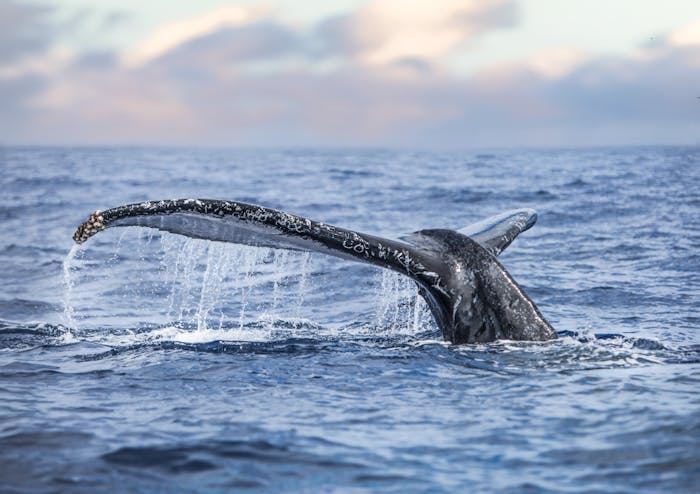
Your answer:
1,0 -> 699,147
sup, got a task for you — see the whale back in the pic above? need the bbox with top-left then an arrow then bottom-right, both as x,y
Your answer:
73,199 -> 556,344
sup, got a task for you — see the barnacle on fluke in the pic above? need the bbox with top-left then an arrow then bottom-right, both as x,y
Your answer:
73,210 -> 105,243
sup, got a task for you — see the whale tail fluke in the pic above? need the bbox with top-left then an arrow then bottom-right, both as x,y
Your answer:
73,199 -> 555,344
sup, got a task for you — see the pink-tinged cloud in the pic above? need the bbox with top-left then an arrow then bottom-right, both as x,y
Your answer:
121,5 -> 272,68
316,0 -> 516,66
0,1 -> 698,147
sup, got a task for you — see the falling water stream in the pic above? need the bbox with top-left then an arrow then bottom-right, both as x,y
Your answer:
60,231 -> 433,346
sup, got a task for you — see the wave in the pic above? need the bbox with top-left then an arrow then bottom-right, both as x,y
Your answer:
1,319 -> 698,374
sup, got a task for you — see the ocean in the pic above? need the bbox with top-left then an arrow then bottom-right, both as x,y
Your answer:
1,146 -> 698,493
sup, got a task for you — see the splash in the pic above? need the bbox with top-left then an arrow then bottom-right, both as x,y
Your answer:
158,236 -> 317,340
63,231 -> 435,345
62,244 -> 79,329
61,244 -> 82,342
372,269 -> 432,336
294,251 -> 311,317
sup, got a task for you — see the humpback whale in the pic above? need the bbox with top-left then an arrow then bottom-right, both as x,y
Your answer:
73,199 -> 556,344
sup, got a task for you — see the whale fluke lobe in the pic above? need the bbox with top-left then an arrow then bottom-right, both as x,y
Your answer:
458,209 -> 538,256
73,199 -> 556,344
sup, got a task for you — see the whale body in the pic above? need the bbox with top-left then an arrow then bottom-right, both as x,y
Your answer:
73,199 -> 556,344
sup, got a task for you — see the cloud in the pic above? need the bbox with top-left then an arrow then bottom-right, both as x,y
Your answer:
100,10 -> 132,31
121,4 -> 272,68
318,0 -> 516,66
151,21 -> 303,75
0,72 -> 46,129
0,0 -> 54,64
525,49 -> 590,79
437,34 -> 700,146
1,2 -> 698,147
667,18 -> 700,47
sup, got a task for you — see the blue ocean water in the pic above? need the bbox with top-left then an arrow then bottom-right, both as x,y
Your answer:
0,146 -> 698,493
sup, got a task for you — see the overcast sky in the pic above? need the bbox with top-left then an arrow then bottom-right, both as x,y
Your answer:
1,0 -> 699,147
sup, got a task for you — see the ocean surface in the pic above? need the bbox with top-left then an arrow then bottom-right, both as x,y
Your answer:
0,146 -> 698,493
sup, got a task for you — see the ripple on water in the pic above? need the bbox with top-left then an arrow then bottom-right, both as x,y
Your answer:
1,147 -> 699,493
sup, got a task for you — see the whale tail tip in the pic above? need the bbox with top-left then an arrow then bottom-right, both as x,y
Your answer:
73,210 -> 105,244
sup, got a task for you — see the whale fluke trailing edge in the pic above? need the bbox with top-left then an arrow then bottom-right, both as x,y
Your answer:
73,199 -> 556,344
